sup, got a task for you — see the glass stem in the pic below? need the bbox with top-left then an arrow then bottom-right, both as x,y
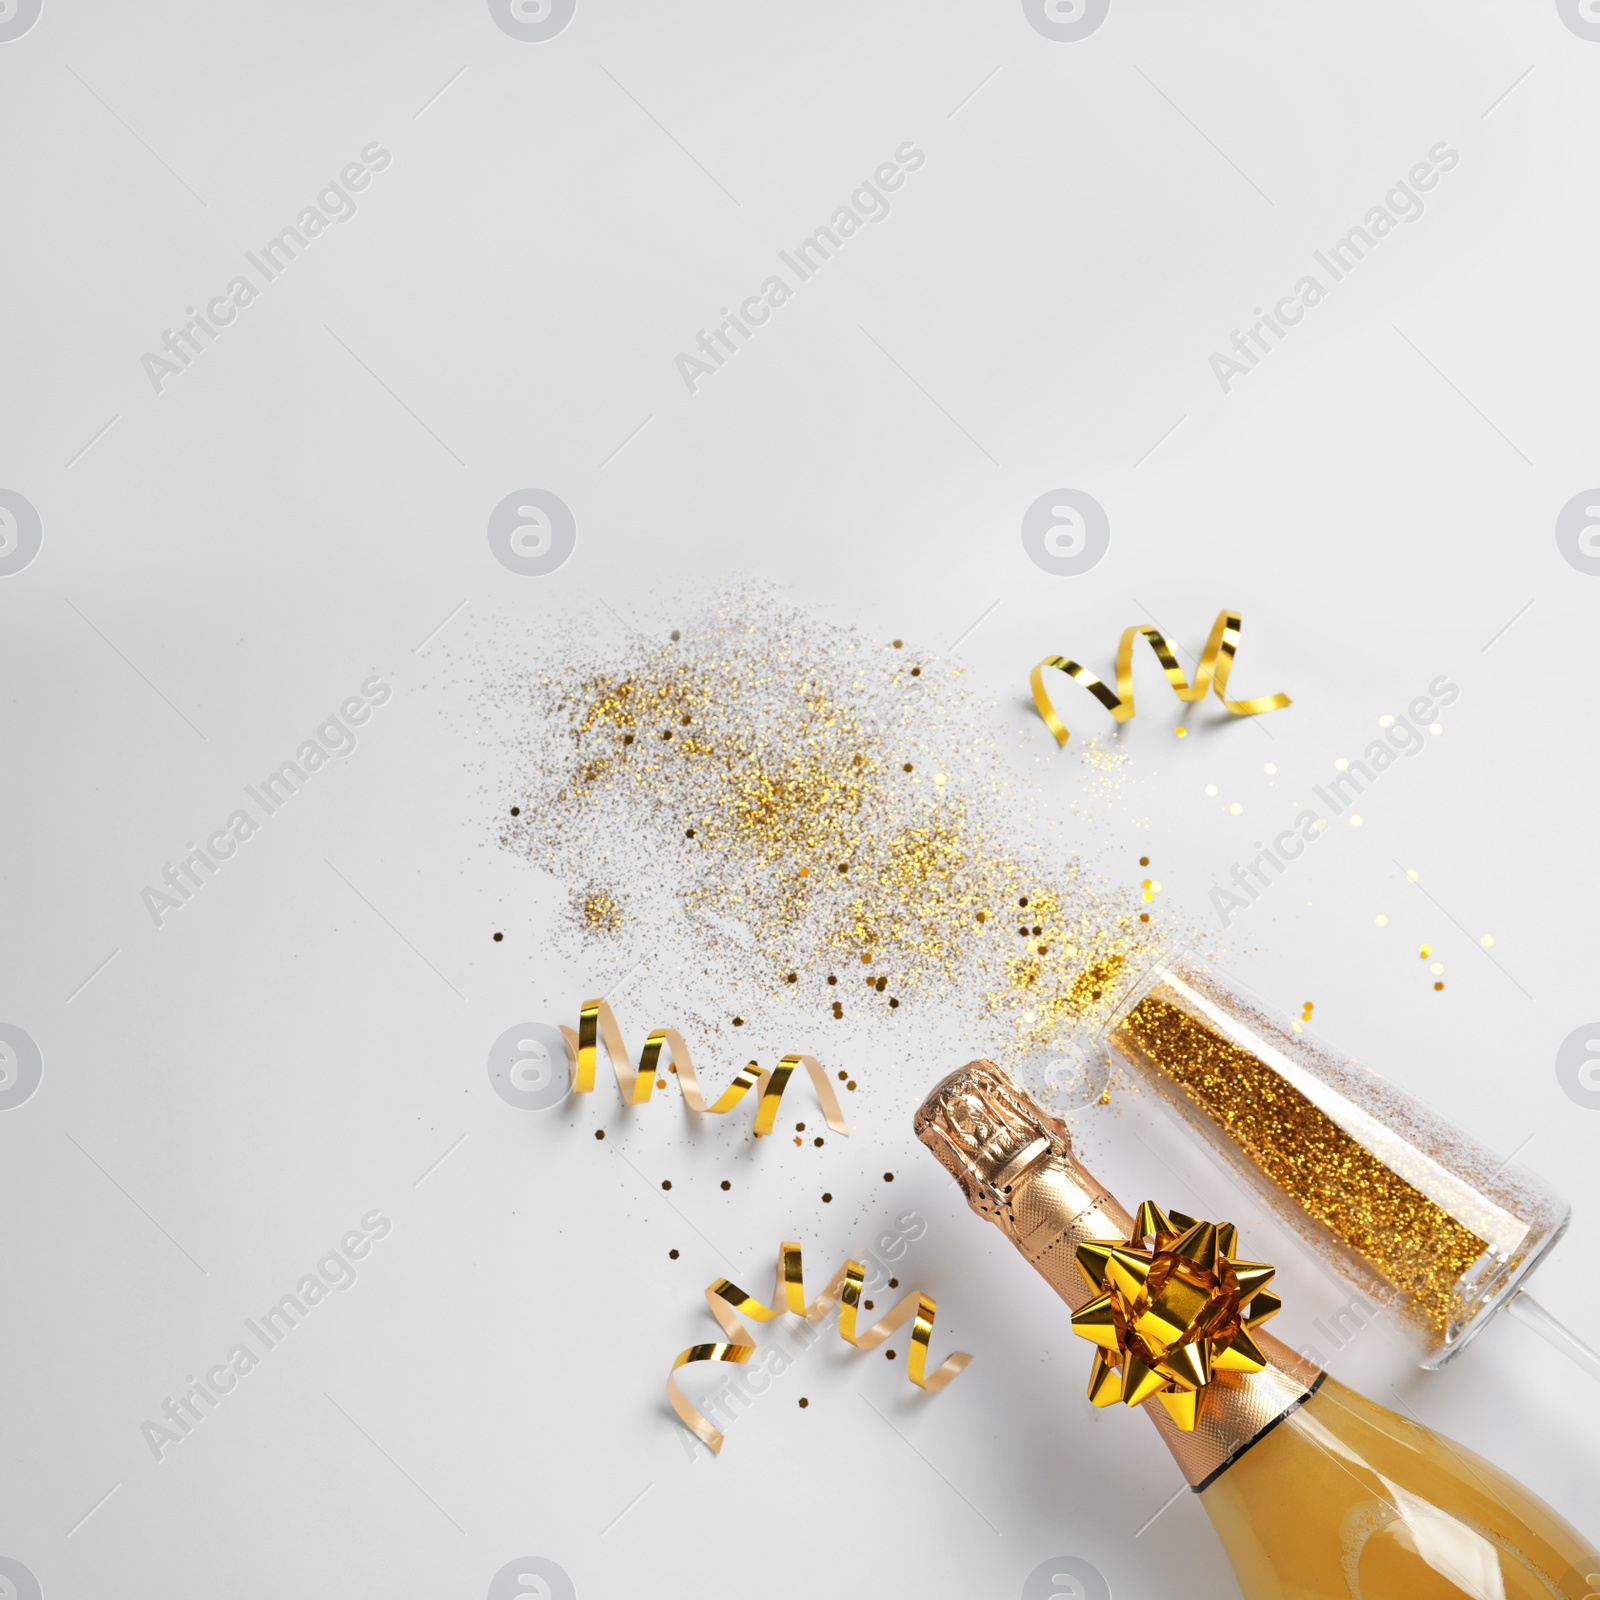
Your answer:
1504,1288 -> 1600,1383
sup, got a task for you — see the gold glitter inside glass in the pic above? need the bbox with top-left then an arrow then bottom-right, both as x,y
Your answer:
1101,953 -> 1568,1359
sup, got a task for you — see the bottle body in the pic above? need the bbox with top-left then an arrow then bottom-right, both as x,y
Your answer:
913,1061 -> 1598,1600
1201,1374 -> 1596,1599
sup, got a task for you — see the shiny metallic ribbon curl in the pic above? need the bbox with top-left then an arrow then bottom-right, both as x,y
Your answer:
668,1241 -> 972,1452
1030,609 -> 1291,747
560,998 -> 849,1136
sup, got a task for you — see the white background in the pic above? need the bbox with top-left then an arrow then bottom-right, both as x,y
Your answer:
2,2 -> 1598,1596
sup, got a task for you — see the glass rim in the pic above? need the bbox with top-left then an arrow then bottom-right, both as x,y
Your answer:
1088,937 -> 1193,1045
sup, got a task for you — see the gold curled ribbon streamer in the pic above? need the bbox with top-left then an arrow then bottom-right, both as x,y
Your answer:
559,998 -> 849,1137
668,1241 -> 972,1453
1030,609 -> 1291,747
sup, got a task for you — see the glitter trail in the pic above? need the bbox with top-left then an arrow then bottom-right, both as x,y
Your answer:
484,586 -> 1175,1078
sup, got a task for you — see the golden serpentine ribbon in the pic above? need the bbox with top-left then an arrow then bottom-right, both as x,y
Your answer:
1030,609 -> 1290,746
559,998 -> 849,1136
668,1242 -> 972,1452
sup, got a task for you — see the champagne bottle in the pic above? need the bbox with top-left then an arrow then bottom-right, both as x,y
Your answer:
915,1061 -> 1599,1600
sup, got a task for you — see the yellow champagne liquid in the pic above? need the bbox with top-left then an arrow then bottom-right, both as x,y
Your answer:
1200,1376 -> 1598,1599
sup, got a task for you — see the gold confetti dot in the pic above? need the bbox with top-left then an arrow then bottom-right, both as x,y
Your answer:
1205,784 -> 1218,796
1434,981 -> 1445,991
1480,934 -> 1495,948
1264,763 -> 1277,774
1230,802 -> 1243,815
1349,814 -> 1363,827
1334,758 -> 1349,771
1419,944 -> 1431,959
1378,714 -> 1395,728
1429,723 -> 1443,736
1375,914 -> 1389,926
1175,726 -> 1187,737
1430,963 -> 1444,976
1406,868 -> 1420,882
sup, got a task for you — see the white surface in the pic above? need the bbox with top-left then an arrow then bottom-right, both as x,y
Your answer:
2,3 -> 1598,1597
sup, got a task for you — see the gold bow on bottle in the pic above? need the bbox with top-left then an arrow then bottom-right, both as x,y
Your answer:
1071,1201 -> 1283,1430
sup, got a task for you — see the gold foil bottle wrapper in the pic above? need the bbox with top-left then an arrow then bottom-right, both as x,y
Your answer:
1030,609 -> 1290,746
560,997 -> 849,1137
667,1242 -> 972,1453
915,1060 -> 1322,1487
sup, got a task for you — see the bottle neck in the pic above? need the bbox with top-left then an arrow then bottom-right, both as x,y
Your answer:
1005,1151 -> 1324,1489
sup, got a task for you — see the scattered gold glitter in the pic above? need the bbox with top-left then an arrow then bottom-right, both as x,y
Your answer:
1230,803 -> 1243,816
1430,963 -> 1444,976
579,888 -> 623,934
1300,1001 -> 1314,1022
1349,814 -> 1363,827
1480,934 -> 1495,948
1335,758 -> 1349,771
1078,739 -> 1129,775
1204,784 -> 1218,796
486,587 -> 1173,1080
1264,762 -> 1277,774
1419,944 -> 1432,959
1434,982 -> 1445,991
1406,868 -> 1420,882
1430,722 -> 1443,735
1375,914 -> 1388,926
1113,995 -> 1487,1335
1174,726 -> 1187,737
